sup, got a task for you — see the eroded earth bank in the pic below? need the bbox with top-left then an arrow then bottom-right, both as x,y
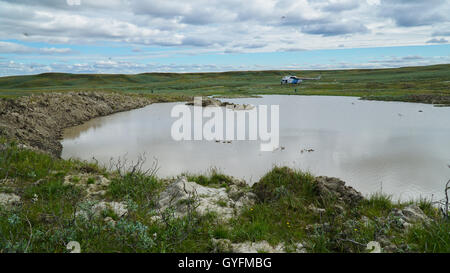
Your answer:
0,92 -> 156,157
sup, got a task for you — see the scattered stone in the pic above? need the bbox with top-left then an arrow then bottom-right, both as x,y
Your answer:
76,201 -> 128,220
0,178 -> 16,192
383,243 -> 398,253
293,243 -> 307,253
305,222 -> 331,232
308,204 -> 326,214
360,216 -> 371,227
211,239 -> 306,253
186,97 -> 254,110
0,178 -> 15,186
334,204 -> 345,214
104,216 -> 117,226
315,176 -> 364,205
226,104 -> 255,111
157,177 -> 256,220
0,193 -> 21,207
374,235 -> 401,253
64,174 -> 111,198
390,205 -> 430,229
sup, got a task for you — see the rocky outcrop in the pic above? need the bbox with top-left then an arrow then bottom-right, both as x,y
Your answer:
390,204 -> 431,229
0,193 -> 21,207
156,177 -> 256,220
185,97 -> 255,110
63,174 -> 111,198
314,176 -> 364,205
0,92 -> 152,156
76,201 -> 128,220
212,239 -> 306,253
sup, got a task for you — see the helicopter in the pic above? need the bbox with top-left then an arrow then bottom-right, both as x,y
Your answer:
281,74 -> 321,85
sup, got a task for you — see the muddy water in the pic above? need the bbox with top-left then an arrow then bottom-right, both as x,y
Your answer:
61,95 -> 450,200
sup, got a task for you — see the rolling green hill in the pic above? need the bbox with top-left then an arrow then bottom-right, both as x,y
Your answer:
0,64 -> 449,103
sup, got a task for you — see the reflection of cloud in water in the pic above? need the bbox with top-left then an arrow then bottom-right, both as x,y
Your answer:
335,133 -> 450,199
62,96 -> 450,201
63,118 -> 107,140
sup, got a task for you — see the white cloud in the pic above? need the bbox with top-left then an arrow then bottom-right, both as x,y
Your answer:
1,54 -> 449,76
1,0 -> 449,51
427,38 -> 449,44
0,41 -> 73,55
0,0 -> 449,75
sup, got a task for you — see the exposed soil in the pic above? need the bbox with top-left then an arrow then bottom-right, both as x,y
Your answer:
0,92 -> 154,157
363,94 -> 450,106
185,97 -> 255,110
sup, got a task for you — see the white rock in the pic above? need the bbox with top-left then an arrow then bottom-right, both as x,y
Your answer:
104,216 -> 116,226
232,241 -> 284,253
402,205 -> 429,222
308,204 -> 326,214
64,174 -> 110,197
212,239 -> 305,253
293,243 -> 307,253
77,201 -> 128,219
390,205 -> 430,229
157,177 -> 255,220
0,193 -> 21,206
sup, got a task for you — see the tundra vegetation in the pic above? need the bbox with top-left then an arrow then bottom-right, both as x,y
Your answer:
0,64 -> 449,253
0,64 -> 449,105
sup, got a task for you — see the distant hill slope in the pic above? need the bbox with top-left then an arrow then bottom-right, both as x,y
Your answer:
0,64 -> 449,101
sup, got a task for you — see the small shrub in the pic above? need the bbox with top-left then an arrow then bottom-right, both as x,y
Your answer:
251,167 -> 315,203
184,168 -> 234,187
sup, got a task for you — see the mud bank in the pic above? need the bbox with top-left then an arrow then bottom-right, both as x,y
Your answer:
185,96 -> 255,110
363,94 -> 450,106
0,92 -> 154,157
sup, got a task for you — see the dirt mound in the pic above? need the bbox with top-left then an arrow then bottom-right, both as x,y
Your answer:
0,92 -> 152,156
185,97 -> 254,110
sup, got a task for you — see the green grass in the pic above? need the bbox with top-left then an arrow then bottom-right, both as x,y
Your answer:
0,140 -> 448,253
182,168 -> 235,188
1,64 -> 449,104
407,220 -> 450,252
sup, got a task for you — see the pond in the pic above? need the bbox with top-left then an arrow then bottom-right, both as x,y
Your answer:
61,95 -> 450,201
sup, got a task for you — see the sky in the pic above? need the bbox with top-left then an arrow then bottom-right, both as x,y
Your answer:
0,0 -> 449,76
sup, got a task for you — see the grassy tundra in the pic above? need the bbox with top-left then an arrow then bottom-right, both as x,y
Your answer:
0,64 -> 449,105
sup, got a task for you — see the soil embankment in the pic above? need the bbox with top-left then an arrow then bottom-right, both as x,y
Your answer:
0,92 -> 154,157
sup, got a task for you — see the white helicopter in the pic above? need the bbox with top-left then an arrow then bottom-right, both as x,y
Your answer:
281,74 -> 321,85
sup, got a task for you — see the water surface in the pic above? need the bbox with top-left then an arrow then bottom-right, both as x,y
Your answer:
62,95 -> 450,200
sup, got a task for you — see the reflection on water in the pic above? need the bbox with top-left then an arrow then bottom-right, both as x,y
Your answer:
61,95 -> 450,200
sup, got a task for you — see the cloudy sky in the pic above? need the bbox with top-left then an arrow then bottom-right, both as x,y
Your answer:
0,0 -> 449,75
